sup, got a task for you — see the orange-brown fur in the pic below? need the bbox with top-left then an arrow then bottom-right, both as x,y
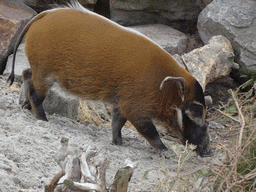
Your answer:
25,7 -> 196,124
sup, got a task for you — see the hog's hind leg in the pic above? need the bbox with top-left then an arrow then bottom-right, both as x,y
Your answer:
28,82 -> 48,121
26,69 -> 49,121
21,69 -> 32,110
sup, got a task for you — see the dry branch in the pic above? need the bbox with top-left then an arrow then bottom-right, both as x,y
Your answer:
64,180 -> 102,191
45,170 -> 65,192
231,91 -> 245,148
215,108 -> 240,123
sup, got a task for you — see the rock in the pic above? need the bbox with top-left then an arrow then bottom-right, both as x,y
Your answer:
205,76 -> 238,106
19,83 -> 80,120
43,84 -> 80,120
23,0 -> 97,12
24,0 -> 110,18
4,43 -> 30,79
0,0 -> 36,74
94,0 -> 110,18
197,0 -> 213,9
177,35 -> 234,91
209,121 -> 225,129
110,0 -> 202,33
197,0 -> 256,72
130,24 -> 188,55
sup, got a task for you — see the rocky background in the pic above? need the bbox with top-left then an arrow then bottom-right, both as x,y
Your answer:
0,0 -> 256,191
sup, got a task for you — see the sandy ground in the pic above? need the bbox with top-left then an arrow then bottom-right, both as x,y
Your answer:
0,75 -> 215,192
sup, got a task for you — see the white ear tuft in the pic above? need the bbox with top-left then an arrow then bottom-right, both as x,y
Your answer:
160,76 -> 187,102
160,76 -> 186,91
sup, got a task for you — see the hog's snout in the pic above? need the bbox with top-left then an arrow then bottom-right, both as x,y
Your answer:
197,144 -> 214,157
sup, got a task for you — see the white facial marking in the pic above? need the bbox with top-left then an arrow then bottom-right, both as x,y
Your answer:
185,101 -> 206,126
175,107 -> 183,131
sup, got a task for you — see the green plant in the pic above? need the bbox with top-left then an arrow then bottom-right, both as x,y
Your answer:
240,70 -> 256,89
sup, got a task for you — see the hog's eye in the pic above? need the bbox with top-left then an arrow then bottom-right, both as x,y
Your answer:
185,103 -> 204,119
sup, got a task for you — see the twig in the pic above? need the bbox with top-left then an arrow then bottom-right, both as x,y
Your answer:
231,91 -> 245,148
215,108 -> 240,123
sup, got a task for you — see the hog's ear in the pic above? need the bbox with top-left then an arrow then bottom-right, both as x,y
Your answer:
160,76 -> 186,100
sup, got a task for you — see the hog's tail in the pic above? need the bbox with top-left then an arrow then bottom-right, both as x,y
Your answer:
7,11 -> 48,86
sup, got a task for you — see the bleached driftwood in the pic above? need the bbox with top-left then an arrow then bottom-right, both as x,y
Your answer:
110,159 -> 138,192
64,180 -> 102,191
46,137 -> 137,192
80,147 -> 95,183
79,146 -> 109,191
54,137 -> 69,169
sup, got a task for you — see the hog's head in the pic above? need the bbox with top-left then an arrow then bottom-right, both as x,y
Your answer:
160,77 -> 214,157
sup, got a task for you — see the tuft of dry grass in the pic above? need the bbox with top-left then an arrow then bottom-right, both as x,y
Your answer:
9,85 -> 20,93
1,78 -> 20,93
77,100 -> 134,129
77,100 -> 111,126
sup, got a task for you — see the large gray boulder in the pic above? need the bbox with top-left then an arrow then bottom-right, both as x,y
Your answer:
0,0 -> 36,74
130,24 -> 188,55
197,0 -> 256,72
110,0 -> 202,33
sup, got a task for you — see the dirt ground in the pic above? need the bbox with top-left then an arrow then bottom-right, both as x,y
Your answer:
0,74 -> 235,192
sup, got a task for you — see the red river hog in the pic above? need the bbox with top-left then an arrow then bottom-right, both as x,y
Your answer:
7,1 -> 213,157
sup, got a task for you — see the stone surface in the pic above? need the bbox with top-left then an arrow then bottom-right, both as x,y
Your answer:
23,0 -> 97,12
24,0 -> 110,18
130,24 -> 188,55
0,0 -> 36,74
197,0 -> 213,9
4,43 -> 30,78
43,84 -> 80,120
110,0 -> 202,33
18,82 -> 80,120
209,121 -> 225,129
177,35 -> 234,91
197,0 -> 256,72
93,0 -> 110,18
